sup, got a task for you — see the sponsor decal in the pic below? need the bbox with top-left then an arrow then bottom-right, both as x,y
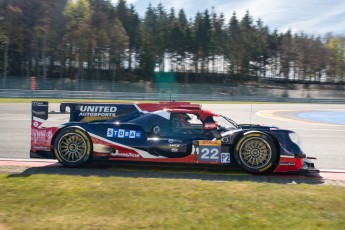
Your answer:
31,129 -> 53,143
118,129 -> 125,138
32,146 -> 49,150
46,130 -> 53,138
32,102 -> 48,107
79,105 -> 117,117
198,140 -> 221,162
199,140 -> 221,146
278,156 -> 298,168
33,121 -> 39,127
204,122 -> 217,130
32,110 -> 47,116
169,143 -> 181,152
107,128 -> 142,139
111,152 -> 140,158
279,162 -> 296,166
221,152 -> 231,163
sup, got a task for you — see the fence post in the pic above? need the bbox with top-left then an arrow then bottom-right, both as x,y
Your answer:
31,76 -> 36,90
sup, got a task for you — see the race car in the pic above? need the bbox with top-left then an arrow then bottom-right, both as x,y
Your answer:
30,101 -> 317,174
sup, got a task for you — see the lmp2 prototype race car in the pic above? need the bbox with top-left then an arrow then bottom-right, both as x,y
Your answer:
30,101 -> 317,174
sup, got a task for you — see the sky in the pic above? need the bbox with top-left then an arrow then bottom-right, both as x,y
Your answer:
111,0 -> 345,35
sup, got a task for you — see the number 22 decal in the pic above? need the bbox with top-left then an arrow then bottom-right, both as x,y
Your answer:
199,146 -> 220,162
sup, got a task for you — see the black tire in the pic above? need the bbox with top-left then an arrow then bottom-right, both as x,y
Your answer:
53,127 -> 92,167
234,133 -> 278,174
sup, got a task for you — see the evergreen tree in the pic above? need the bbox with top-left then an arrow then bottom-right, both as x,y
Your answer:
239,11 -> 257,76
63,0 -> 94,82
226,12 -> 244,77
253,19 -> 270,78
116,0 -> 140,71
210,11 -> 227,73
326,36 -> 345,82
279,30 -> 293,79
139,4 -> 158,79
0,0 -> 342,85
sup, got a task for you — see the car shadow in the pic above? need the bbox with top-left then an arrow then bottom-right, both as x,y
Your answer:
7,161 -> 326,185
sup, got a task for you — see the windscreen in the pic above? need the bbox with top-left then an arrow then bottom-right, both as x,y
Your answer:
213,115 -> 239,131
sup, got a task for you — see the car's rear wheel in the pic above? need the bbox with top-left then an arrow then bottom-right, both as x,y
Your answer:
53,127 -> 92,167
234,133 -> 277,174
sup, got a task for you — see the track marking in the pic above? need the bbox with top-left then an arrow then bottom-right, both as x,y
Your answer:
288,127 -> 345,132
257,110 -> 345,127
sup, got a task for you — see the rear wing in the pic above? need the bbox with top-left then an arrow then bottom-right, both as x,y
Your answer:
31,101 -> 142,124
32,101 -> 49,126
60,102 -> 141,122
59,101 -> 202,122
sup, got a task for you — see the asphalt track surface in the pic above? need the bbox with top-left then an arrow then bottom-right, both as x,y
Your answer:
0,103 -> 344,171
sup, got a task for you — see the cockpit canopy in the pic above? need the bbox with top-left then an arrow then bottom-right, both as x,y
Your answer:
127,110 -> 239,138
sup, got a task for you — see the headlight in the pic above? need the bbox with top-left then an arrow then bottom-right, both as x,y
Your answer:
288,132 -> 302,147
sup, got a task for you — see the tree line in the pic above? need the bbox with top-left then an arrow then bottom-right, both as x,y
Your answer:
0,0 -> 344,84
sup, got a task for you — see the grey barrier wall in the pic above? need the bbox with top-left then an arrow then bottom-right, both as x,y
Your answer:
1,89 -> 345,103
1,76 -> 344,103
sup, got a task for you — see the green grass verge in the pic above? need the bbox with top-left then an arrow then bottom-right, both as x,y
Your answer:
0,174 -> 344,229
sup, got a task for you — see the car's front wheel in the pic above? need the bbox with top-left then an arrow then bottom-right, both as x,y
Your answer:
53,127 -> 92,167
234,133 -> 278,174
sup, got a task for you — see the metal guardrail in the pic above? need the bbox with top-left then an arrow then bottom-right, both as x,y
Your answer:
1,76 -> 345,103
0,89 -> 344,104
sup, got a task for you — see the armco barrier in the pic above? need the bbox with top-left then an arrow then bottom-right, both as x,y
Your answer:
0,89 -> 345,103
